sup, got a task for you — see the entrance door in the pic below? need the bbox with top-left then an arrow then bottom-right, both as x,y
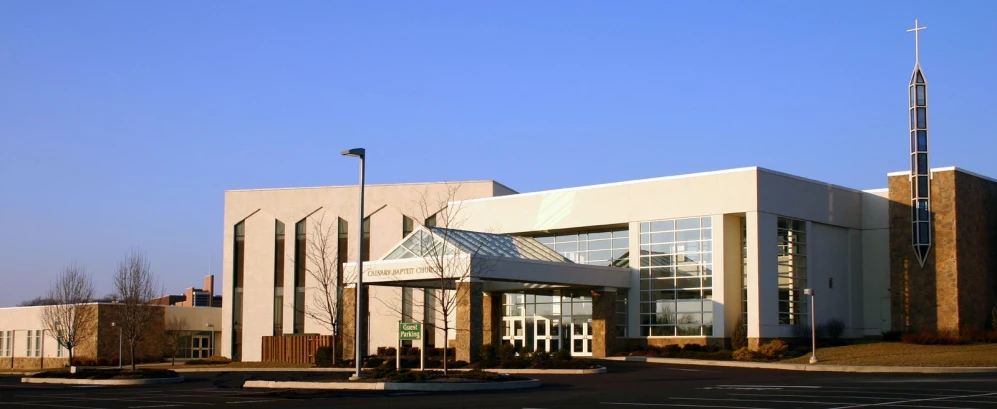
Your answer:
533,317 -> 560,352
502,317 -> 526,350
570,319 -> 592,356
192,335 -> 210,358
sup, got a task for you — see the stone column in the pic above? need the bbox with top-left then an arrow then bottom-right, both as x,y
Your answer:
341,285 -> 356,361
592,287 -> 617,358
484,292 -> 502,346
456,279 -> 484,362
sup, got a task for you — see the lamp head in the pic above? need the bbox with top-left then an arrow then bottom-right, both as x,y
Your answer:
111,322 -> 117,327
804,288 -> 814,296
340,148 -> 365,158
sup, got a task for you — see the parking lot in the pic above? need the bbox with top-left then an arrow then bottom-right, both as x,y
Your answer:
2,361 -> 996,408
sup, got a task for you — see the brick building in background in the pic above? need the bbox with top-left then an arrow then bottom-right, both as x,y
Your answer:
152,275 -> 222,307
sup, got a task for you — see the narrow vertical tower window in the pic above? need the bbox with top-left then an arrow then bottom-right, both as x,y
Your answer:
273,220 -> 285,336
907,19 -> 931,267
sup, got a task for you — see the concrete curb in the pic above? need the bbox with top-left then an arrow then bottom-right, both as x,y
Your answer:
244,378 -> 540,391
475,366 -> 606,375
21,376 -> 185,385
173,367 -> 355,373
604,356 -> 997,373
172,366 -> 605,374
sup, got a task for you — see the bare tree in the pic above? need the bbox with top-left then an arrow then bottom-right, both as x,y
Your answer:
414,183 -> 494,375
292,213 -> 355,365
163,315 -> 188,366
111,250 -> 160,370
41,263 -> 96,366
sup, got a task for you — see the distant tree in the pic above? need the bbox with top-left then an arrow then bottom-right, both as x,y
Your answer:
163,315 -> 188,366
18,296 -> 59,307
40,263 -> 96,366
111,250 -> 161,370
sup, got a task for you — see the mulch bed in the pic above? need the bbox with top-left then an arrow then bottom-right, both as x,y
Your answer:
31,368 -> 180,380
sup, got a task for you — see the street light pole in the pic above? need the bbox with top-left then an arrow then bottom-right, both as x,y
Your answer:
341,148 -> 366,380
111,322 -> 122,368
804,288 -> 818,364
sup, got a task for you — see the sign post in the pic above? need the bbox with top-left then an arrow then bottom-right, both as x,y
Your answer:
398,322 -> 422,371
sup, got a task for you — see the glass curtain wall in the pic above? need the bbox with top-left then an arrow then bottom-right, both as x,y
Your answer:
777,217 -> 807,325
501,290 -> 593,355
232,221 -> 245,361
534,229 -> 629,267
639,217 -> 714,337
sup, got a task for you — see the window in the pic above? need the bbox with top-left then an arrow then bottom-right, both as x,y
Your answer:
57,333 -> 65,358
362,217 -> 371,262
403,216 -> 414,238
777,217 -> 807,325
28,330 -> 41,357
740,217 -> 748,326
232,221 -> 245,361
616,290 -> 628,337
401,288 -> 414,348
293,219 -> 306,334
0,331 -> 10,357
638,217 -> 713,337
425,214 -> 437,227
337,218 -> 348,286
274,220 -> 285,336
533,228 -> 629,267
424,290 -> 437,348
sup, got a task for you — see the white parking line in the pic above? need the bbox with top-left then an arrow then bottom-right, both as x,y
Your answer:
224,400 -> 278,404
601,403 -> 761,408
128,405 -> 184,409
602,403 -> 760,408
830,391 -> 997,409
0,403 -> 109,409
714,385 -> 822,389
671,397 -> 844,406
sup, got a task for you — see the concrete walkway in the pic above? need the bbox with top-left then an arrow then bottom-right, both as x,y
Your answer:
603,356 -> 997,373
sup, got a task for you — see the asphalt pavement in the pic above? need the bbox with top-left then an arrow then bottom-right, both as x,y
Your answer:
2,361 -> 997,408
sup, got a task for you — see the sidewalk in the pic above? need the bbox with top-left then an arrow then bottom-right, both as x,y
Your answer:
602,356 -> 997,374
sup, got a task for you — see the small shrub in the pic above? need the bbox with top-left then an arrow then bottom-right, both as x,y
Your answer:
732,347 -> 756,361
406,346 -> 420,357
315,346 -> 333,367
759,340 -> 788,358
95,358 -> 108,367
497,343 -> 517,361
662,344 -> 682,357
552,348 -> 572,361
825,319 -> 846,340
376,347 -> 397,357
516,344 -> 533,356
480,344 -> 497,362
529,350 -> 551,367
364,356 -> 386,368
731,315 -> 748,350
682,343 -> 705,353
882,330 -> 902,342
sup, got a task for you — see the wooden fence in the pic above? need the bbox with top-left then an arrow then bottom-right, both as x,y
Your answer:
261,335 -> 334,364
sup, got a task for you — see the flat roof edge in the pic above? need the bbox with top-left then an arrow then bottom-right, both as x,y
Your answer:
453,167 -> 761,205
887,167 -> 997,184
226,180 -> 509,193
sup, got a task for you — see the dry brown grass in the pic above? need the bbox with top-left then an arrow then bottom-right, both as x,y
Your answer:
780,342 -> 997,367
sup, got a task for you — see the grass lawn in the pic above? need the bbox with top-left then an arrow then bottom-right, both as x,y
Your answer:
780,342 -> 997,367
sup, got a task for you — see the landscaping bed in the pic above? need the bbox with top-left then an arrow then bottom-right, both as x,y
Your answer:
30,368 -> 179,380
780,342 -> 997,367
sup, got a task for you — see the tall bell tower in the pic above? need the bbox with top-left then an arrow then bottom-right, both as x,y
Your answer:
907,19 -> 931,267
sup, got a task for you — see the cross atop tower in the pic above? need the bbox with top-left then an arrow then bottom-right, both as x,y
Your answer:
907,19 -> 927,64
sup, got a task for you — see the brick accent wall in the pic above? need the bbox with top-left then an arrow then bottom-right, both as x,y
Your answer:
953,171 -> 997,333
591,288 -> 616,358
342,287 -> 356,360
889,169 -> 997,335
455,281 -> 483,362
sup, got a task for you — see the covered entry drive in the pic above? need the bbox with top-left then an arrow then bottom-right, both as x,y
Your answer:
343,226 -> 631,361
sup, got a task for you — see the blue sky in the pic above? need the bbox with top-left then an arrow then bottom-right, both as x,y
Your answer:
1,1 -> 995,306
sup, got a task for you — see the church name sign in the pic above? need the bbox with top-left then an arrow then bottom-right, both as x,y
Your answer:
367,266 -> 434,277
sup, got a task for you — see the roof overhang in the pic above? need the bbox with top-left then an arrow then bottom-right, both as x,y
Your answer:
343,254 -> 630,290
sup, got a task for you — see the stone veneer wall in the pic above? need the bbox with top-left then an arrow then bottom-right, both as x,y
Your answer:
455,281 -> 483,362
889,169 -> 997,335
953,171 -> 997,333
